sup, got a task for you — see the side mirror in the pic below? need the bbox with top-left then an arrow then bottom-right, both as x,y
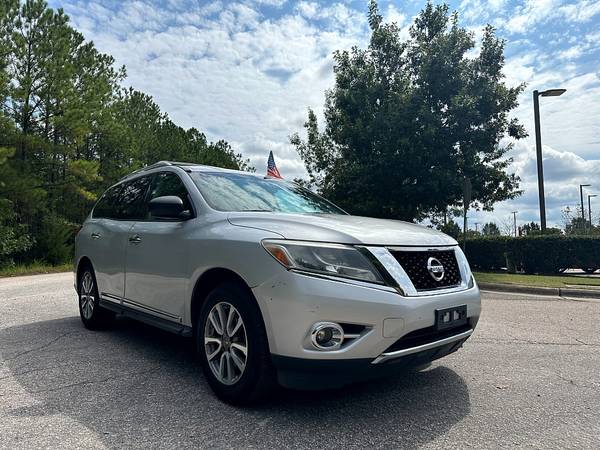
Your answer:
148,196 -> 188,219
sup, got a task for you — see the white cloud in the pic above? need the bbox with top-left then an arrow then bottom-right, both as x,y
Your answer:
385,4 -> 405,26
250,0 -> 288,6
460,0 -> 508,22
505,0 -> 562,34
295,1 -> 319,19
558,45 -> 584,60
469,142 -> 600,229
559,0 -> 600,22
503,0 -> 600,34
57,0 -> 370,179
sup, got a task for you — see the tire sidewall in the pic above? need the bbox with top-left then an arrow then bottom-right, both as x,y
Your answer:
78,267 -> 104,328
196,283 -> 270,403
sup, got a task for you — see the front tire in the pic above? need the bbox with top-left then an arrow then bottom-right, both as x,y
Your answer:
196,283 -> 275,405
78,267 -> 114,329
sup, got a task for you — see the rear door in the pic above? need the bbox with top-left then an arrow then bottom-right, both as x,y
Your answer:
123,171 -> 195,322
85,183 -> 132,302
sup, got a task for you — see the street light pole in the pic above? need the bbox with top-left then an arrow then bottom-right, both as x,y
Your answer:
589,194 -> 597,229
580,184 -> 591,222
512,211 -> 518,237
533,91 -> 545,232
533,88 -> 566,233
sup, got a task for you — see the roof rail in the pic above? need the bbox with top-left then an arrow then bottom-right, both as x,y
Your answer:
119,161 -> 173,181
119,161 -> 204,181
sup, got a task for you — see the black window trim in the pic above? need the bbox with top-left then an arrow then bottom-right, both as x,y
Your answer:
91,183 -> 124,220
91,169 -> 196,222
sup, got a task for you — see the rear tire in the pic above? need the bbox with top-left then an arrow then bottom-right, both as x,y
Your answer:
196,282 -> 275,405
78,267 -> 114,330
583,268 -> 597,274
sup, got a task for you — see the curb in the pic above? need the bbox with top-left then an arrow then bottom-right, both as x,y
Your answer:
478,282 -> 600,300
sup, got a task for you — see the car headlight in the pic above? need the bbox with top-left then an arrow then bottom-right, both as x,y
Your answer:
262,240 -> 384,284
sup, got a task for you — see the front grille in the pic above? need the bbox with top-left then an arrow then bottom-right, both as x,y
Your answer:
390,249 -> 461,291
383,321 -> 472,354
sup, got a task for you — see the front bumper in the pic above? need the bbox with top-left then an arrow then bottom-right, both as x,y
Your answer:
251,268 -> 481,386
272,332 -> 470,389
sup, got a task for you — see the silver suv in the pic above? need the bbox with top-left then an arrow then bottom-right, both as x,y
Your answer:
75,161 -> 480,404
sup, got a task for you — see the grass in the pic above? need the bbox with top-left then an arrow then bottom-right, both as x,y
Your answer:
0,261 -> 72,278
474,271 -> 600,288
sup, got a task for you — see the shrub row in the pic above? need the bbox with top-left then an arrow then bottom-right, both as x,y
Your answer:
464,236 -> 600,274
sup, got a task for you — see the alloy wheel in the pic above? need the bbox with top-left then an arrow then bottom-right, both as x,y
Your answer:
80,272 -> 95,320
204,302 -> 248,385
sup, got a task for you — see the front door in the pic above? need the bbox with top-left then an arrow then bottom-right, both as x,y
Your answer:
124,172 -> 194,322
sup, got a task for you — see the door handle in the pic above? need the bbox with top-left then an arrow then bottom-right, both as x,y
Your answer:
128,235 -> 142,244
91,232 -> 101,239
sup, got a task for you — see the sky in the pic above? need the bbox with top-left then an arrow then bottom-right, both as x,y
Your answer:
47,0 -> 600,231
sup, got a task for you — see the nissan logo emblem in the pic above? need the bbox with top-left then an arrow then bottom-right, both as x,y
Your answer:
427,257 -> 445,281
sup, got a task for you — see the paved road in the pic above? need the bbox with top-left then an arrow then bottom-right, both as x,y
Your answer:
1,273 -> 599,449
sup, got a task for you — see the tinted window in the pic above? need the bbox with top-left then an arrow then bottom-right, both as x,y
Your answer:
189,172 -> 345,214
148,172 -> 193,218
93,184 -> 122,219
116,176 -> 152,220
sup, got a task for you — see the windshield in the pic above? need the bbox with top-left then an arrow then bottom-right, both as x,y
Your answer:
189,172 -> 346,214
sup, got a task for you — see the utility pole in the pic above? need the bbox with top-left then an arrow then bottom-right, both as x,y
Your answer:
512,211 -> 518,237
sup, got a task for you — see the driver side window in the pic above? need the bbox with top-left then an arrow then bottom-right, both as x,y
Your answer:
147,172 -> 193,219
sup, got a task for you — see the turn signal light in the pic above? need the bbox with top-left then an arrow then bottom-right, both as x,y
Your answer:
263,244 -> 292,267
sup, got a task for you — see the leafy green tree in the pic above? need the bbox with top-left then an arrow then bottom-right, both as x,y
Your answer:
0,147 -> 33,268
521,221 -> 540,235
439,220 -> 461,239
93,88 -> 252,184
481,222 -> 501,236
291,1 -> 525,221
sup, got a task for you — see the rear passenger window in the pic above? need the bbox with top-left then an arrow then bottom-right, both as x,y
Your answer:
147,172 -> 193,218
116,176 -> 152,220
93,184 -> 122,219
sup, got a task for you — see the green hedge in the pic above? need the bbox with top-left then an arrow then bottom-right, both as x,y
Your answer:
465,236 -> 600,274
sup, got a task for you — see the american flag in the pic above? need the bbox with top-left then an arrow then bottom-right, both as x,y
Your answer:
266,151 -> 282,178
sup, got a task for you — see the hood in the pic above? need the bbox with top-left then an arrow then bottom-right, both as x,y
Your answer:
227,212 -> 457,247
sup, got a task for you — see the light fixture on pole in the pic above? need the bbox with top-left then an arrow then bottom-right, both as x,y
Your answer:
589,194 -> 598,229
580,184 -> 591,222
533,88 -> 566,232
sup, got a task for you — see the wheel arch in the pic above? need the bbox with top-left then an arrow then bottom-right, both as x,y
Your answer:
75,256 -> 94,293
190,268 -> 263,332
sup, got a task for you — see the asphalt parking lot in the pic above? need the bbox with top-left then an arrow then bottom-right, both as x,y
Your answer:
1,273 -> 599,449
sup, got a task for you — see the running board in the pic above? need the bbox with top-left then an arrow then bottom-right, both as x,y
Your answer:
99,299 -> 193,337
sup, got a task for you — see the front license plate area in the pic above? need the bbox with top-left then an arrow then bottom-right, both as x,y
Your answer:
435,305 -> 467,331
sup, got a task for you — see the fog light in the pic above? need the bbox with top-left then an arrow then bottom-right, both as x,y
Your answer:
310,322 -> 344,350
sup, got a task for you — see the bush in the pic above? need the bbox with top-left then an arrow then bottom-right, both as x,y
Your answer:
465,235 -> 600,274
464,237 -> 510,271
29,214 -> 76,265
0,200 -> 33,269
